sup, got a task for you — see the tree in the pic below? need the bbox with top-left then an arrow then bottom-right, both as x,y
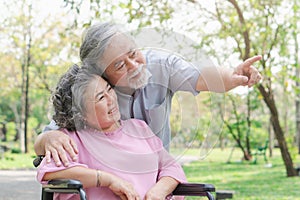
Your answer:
193,0 -> 298,177
292,0 -> 300,154
20,2 -> 32,153
0,0 -> 81,152
246,0 -> 298,177
0,0 -> 33,152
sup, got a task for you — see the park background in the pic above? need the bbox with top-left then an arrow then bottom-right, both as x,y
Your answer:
0,0 -> 300,199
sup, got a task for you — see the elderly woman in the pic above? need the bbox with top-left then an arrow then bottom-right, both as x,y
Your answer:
37,64 -> 186,200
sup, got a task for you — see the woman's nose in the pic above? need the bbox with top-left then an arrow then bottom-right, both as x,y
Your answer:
105,93 -> 114,104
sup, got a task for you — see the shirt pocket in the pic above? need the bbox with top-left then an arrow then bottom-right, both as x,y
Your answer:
145,97 -> 169,137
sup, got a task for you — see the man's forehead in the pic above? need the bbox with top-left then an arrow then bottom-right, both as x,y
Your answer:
102,34 -> 136,67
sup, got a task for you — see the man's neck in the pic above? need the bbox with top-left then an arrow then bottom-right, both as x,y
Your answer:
114,86 -> 136,96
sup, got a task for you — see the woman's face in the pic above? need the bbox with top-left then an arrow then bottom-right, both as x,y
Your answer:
85,76 -> 121,132
101,34 -> 150,90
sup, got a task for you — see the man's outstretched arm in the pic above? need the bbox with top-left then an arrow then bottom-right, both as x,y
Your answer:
196,55 -> 262,92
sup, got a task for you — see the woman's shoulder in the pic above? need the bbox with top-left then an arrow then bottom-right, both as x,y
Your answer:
59,128 -> 81,141
122,119 -> 154,137
122,119 -> 163,147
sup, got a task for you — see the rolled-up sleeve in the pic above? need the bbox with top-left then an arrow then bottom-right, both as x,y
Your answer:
157,148 -> 187,183
37,156 -> 88,184
145,50 -> 201,95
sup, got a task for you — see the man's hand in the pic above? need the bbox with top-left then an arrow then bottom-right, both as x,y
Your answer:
196,55 -> 262,92
232,55 -> 262,88
34,130 -> 78,167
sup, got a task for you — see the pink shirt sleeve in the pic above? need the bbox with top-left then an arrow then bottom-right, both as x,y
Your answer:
36,153 -> 88,184
137,120 -> 187,183
157,146 -> 187,183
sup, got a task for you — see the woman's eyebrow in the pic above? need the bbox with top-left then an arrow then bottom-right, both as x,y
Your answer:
95,83 -> 110,99
95,90 -> 104,99
105,83 -> 111,90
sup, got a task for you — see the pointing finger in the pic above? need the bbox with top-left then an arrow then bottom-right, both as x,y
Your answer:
243,55 -> 262,68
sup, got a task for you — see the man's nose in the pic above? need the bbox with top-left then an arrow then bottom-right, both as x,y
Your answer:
125,58 -> 139,71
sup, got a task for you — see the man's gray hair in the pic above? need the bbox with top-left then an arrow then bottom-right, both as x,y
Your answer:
80,22 -> 122,75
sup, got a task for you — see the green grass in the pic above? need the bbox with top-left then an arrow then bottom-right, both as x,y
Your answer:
179,147 -> 300,200
0,152 -> 36,169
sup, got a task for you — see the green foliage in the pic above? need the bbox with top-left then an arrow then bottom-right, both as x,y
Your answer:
0,0 -> 82,153
0,152 -> 36,169
11,148 -> 22,154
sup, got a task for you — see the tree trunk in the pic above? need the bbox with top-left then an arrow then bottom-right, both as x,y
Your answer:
1,123 -> 7,142
20,3 -> 32,153
258,84 -> 297,177
221,96 -> 252,161
24,42 -> 30,153
297,98 -> 300,154
268,117 -> 273,157
246,92 -> 251,155
20,58 -> 26,152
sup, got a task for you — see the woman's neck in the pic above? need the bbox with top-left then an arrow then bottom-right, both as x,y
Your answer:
89,120 -> 122,133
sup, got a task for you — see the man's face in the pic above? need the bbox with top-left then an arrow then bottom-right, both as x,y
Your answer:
102,34 -> 150,90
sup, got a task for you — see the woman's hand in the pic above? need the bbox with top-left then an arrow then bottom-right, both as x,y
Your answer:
144,188 -> 166,200
101,172 -> 141,200
144,177 -> 179,200
34,130 -> 78,167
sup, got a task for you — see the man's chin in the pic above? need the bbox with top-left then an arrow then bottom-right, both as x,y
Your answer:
128,69 -> 152,90
128,79 -> 149,90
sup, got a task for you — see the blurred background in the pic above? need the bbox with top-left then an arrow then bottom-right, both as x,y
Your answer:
0,0 -> 300,198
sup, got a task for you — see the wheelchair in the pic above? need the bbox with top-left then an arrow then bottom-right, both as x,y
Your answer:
41,179 -> 216,200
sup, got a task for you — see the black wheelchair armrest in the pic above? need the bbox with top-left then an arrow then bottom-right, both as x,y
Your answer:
42,179 -> 87,200
173,183 -> 215,200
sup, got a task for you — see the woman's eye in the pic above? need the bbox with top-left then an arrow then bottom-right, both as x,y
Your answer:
96,96 -> 104,102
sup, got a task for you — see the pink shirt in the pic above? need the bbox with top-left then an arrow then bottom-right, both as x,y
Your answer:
37,119 -> 186,199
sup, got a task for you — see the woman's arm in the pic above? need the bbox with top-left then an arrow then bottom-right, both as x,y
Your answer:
43,166 -> 141,199
143,130 -> 186,199
43,166 -> 98,188
144,176 -> 179,200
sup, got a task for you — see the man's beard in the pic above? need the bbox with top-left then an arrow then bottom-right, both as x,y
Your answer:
127,64 -> 151,90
